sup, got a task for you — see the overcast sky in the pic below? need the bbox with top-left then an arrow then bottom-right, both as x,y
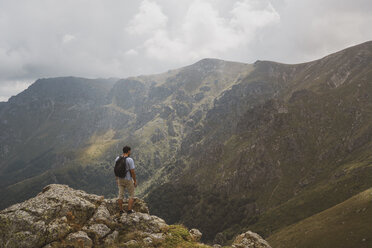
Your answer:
1,0 -> 372,101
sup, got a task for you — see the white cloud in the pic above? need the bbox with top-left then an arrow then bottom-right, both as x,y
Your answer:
182,1 -> 238,52
230,0 -> 280,32
126,0 -> 168,35
0,80 -> 32,102
129,0 -> 280,63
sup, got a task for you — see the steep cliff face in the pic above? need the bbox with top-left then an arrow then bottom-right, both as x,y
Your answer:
0,184 -> 271,248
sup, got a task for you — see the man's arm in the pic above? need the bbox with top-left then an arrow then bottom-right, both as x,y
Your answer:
130,169 -> 137,187
127,158 -> 137,187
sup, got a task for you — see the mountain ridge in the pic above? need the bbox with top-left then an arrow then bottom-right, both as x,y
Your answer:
0,56 -> 252,210
145,40 -> 372,244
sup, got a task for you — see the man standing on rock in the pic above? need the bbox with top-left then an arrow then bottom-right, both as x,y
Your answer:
114,146 -> 137,214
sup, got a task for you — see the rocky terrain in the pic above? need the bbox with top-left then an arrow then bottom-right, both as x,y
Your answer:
0,184 -> 271,248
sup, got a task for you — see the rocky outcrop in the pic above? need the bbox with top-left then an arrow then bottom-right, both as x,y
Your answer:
0,184 -> 164,248
0,184 -> 270,248
189,228 -> 203,242
232,231 -> 272,248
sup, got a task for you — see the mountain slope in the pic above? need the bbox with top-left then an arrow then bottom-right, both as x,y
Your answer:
0,59 -> 252,209
146,41 -> 372,244
267,188 -> 372,248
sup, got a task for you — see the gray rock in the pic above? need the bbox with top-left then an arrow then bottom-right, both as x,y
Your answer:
189,228 -> 202,241
4,231 -> 39,248
232,231 -> 272,248
104,230 -> 119,245
0,184 -> 99,248
120,212 -> 167,233
83,223 -> 111,238
149,232 -> 165,241
65,231 -> 93,248
46,217 -> 73,242
89,203 -> 112,224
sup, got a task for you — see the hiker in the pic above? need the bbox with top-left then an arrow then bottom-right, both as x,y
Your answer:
114,145 -> 137,214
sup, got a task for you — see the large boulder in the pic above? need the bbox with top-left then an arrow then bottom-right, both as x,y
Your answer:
0,184 -> 149,248
65,231 -> 93,248
189,228 -> 202,241
119,212 -> 167,233
0,184 -> 101,248
232,231 -> 272,248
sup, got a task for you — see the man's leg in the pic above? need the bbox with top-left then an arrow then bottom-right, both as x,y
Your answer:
117,178 -> 124,212
127,180 -> 135,212
118,199 -> 124,211
128,197 -> 134,211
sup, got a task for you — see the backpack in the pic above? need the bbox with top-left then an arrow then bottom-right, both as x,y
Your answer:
114,156 -> 129,178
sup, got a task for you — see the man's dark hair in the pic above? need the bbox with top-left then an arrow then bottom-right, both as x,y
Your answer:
123,146 -> 131,154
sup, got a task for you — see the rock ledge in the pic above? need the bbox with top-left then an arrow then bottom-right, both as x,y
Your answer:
0,184 -> 270,248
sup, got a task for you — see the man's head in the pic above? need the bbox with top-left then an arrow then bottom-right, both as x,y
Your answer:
123,146 -> 131,155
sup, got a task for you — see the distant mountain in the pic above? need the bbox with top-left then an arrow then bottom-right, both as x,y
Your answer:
0,41 -> 371,247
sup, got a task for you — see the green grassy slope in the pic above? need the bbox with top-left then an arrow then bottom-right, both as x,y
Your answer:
267,188 -> 372,248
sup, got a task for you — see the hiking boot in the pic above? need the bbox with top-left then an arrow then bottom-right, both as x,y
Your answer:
119,209 -> 125,215
127,209 -> 135,214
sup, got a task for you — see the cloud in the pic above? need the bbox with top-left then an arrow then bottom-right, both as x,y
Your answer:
0,80 -> 32,102
128,0 -> 280,63
0,0 -> 372,101
249,0 -> 372,63
126,0 -> 168,35
230,0 -> 280,32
